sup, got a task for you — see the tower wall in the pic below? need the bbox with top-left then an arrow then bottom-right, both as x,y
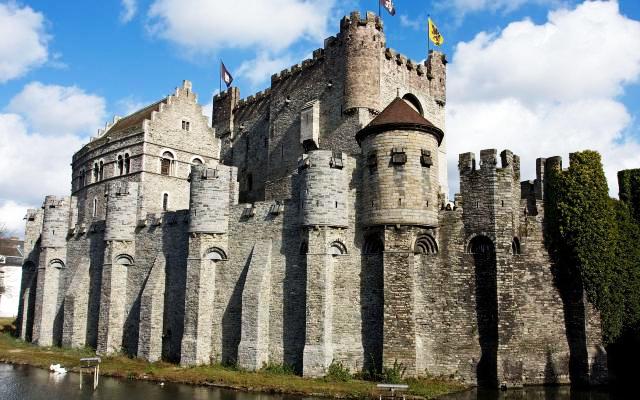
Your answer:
361,129 -> 440,227
104,182 -> 139,241
300,150 -> 349,227
188,165 -> 233,234
40,196 -> 71,248
341,11 -> 384,113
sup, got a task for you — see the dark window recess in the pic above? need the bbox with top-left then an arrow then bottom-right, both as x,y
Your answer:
124,153 -> 130,174
162,193 -> 169,211
367,151 -> 378,171
161,159 -> 171,175
391,147 -> 407,165
182,120 -> 190,131
247,173 -> 253,191
330,152 -> 344,169
421,149 -> 433,167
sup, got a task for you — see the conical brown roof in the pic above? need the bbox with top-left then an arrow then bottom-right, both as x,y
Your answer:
355,97 -> 444,145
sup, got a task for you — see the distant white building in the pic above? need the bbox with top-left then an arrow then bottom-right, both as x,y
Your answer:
0,237 -> 23,318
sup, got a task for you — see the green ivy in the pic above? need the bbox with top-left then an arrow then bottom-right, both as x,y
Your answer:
618,169 -> 640,225
544,151 -> 634,343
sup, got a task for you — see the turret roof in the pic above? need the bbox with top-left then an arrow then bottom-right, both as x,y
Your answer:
355,97 -> 444,145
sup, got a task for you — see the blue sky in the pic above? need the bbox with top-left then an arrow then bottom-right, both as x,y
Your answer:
1,0 -> 640,234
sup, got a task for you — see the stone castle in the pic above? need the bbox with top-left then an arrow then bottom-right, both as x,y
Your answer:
16,11 -> 609,387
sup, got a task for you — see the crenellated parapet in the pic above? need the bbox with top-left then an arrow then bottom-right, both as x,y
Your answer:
299,150 -> 351,228
188,164 -> 234,234
104,181 -> 139,242
41,196 -> 72,248
270,49 -> 326,85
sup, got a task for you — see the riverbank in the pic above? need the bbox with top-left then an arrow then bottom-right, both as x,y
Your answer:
0,319 -> 464,399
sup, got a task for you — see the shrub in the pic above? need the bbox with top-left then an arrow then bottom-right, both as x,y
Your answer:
325,360 -> 351,382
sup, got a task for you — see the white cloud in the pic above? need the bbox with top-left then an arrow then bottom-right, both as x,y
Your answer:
0,3 -> 49,83
399,15 -> 422,31
7,82 -> 107,136
0,200 -> 33,238
0,113 -> 83,208
120,0 -> 137,23
439,0 -> 562,16
116,96 -> 148,116
237,52 -> 297,88
446,1 -> 640,197
147,0 -> 336,53
0,82 -> 106,217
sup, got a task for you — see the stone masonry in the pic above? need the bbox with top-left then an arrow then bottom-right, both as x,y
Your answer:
16,10 -> 614,388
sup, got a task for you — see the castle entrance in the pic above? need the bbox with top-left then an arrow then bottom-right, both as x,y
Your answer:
469,235 -> 498,387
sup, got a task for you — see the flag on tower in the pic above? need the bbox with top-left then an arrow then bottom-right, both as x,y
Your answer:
380,0 -> 396,16
428,17 -> 444,46
220,61 -> 234,88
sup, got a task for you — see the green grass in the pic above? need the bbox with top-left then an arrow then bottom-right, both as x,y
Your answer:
0,318 -> 465,399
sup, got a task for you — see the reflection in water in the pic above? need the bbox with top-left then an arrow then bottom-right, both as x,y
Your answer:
0,363 -> 304,400
0,363 -> 623,400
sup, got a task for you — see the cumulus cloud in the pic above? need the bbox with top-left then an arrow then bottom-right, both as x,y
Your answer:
7,82 -> 106,137
0,3 -> 49,83
0,83 -> 107,234
446,1 -> 640,197
399,14 -> 422,31
237,52 -> 297,88
120,0 -> 137,23
147,0 -> 336,53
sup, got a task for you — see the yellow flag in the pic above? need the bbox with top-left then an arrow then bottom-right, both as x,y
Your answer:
428,17 -> 444,46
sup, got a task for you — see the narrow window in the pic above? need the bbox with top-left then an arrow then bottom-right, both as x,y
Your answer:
117,155 -> 124,176
161,151 -> 173,176
162,193 -> 169,211
93,163 -> 99,182
182,120 -> 190,131
124,153 -> 130,174
92,198 -> 98,217
247,173 -> 253,191
99,161 -> 104,181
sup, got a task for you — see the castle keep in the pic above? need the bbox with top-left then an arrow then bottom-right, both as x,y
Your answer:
17,11 -> 608,387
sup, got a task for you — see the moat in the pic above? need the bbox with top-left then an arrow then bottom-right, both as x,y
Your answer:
0,363 -> 620,400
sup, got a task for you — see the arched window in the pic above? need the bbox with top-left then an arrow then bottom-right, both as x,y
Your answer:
402,93 -> 424,116
117,155 -> 124,175
115,255 -> 134,266
512,237 -> 521,255
162,193 -> 169,211
161,151 -> 174,176
329,241 -> 347,256
415,235 -> 438,255
78,170 -> 85,188
124,153 -> 131,174
191,157 -> 203,166
98,161 -> 104,181
205,247 -> 227,261
468,235 -> 495,258
50,259 -> 65,269
92,198 -> 98,218
93,162 -> 99,182
363,234 -> 384,254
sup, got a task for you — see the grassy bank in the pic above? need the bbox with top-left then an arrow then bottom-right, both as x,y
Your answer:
0,318 -> 464,399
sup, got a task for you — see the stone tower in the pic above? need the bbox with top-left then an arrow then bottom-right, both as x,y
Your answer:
356,97 -> 444,375
32,196 -> 71,346
299,150 -> 352,376
181,164 -> 237,366
341,11 -> 385,114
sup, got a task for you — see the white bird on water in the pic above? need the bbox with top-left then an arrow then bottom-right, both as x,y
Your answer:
49,364 -> 67,374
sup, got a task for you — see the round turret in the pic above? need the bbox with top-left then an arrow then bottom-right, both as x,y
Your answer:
104,182 -> 139,241
300,150 -> 349,227
341,11 -> 384,113
357,98 -> 444,227
188,165 -> 230,234
41,196 -> 71,248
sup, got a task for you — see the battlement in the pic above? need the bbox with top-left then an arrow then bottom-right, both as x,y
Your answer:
339,11 -> 383,34
458,149 -> 520,174
270,48 -> 325,85
43,195 -> 70,209
384,48 -> 428,77
235,88 -> 272,110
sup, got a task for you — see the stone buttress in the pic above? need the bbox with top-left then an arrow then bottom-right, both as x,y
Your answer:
180,164 -> 236,365
300,150 -> 351,376
96,182 -> 139,354
31,196 -> 72,346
